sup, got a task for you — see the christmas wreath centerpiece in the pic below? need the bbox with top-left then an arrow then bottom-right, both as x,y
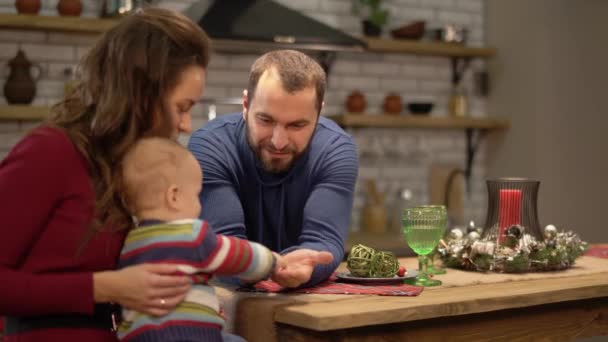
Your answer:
438,178 -> 587,273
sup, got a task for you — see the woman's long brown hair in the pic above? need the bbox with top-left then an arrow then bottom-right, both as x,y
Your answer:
46,7 -> 210,248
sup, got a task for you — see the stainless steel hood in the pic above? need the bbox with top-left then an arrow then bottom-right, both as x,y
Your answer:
185,0 -> 365,53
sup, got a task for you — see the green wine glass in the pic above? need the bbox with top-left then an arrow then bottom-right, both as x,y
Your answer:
415,205 -> 448,275
402,206 -> 447,286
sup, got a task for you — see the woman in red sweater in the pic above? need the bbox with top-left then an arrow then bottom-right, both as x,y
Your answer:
0,8 -> 211,341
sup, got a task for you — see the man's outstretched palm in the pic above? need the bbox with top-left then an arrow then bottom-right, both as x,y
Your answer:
271,249 -> 333,288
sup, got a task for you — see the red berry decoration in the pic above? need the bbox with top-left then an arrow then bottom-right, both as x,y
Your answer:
397,266 -> 406,277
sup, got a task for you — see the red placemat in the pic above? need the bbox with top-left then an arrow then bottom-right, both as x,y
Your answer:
584,245 -> 608,259
238,273 -> 423,296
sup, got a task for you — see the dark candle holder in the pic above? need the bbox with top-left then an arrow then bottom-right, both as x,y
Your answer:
482,178 -> 543,242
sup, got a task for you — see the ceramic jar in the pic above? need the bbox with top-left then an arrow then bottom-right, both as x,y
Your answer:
57,0 -> 82,16
383,93 -> 402,114
345,90 -> 366,113
15,0 -> 41,14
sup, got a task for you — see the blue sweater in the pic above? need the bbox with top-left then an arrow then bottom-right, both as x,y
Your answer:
188,113 -> 358,286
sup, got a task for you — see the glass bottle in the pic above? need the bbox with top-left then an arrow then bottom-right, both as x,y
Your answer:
449,83 -> 468,117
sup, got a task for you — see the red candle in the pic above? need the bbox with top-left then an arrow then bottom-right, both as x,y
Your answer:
498,189 -> 522,243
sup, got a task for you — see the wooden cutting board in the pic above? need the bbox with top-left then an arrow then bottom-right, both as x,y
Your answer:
429,164 -> 465,226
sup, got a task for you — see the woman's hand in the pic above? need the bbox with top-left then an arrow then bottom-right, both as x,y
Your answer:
94,263 -> 191,317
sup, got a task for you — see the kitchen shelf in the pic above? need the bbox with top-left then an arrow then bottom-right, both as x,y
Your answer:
330,114 -> 510,130
0,105 -> 48,121
333,113 -> 510,191
0,13 -> 118,33
0,14 -> 496,59
362,37 -> 496,58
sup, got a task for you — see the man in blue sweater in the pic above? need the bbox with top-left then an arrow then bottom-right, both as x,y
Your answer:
188,50 -> 358,288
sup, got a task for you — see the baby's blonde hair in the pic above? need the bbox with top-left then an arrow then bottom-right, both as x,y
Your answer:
121,137 -> 191,215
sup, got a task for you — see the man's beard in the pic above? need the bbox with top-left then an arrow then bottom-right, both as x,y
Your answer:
245,122 -> 308,174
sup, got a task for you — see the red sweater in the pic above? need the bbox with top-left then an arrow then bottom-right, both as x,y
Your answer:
0,126 -> 125,341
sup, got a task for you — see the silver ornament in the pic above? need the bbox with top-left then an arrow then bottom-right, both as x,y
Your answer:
449,228 -> 464,240
467,231 -> 481,241
544,224 -> 558,240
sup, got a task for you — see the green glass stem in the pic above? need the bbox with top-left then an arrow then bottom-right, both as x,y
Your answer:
427,249 -> 446,275
418,254 -> 430,279
405,255 -> 442,287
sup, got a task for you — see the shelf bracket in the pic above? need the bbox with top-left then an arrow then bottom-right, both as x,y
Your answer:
451,56 -> 472,86
442,128 -> 487,210
464,128 -> 487,192
316,51 -> 337,77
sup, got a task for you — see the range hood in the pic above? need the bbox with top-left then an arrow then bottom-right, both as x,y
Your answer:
185,0 -> 365,53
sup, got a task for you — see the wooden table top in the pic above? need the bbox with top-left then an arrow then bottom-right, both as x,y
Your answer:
272,256 -> 608,332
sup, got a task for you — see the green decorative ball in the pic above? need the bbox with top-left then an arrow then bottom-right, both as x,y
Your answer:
347,244 -> 376,277
369,251 -> 399,278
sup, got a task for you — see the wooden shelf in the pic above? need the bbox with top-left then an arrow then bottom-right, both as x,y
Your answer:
0,13 -> 118,33
363,37 -> 496,58
0,15 -> 496,58
0,105 -> 48,121
330,114 -> 510,130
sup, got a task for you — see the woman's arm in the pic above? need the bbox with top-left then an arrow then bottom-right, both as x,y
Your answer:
0,129 -> 190,316
0,129 -> 95,315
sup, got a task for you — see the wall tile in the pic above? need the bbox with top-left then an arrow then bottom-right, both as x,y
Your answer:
20,43 -> 75,62
47,32 -> 98,46
0,30 -> 46,43
456,0 -> 483,12
437,10 -> 473,27
0,122 -> 20,133
320,0 -> 351,15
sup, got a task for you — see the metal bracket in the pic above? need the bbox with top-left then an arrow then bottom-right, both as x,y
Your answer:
317,51 -> 337,76
443,128 -> 487,210
465,128 -> 487,192
451,56 -> 472,86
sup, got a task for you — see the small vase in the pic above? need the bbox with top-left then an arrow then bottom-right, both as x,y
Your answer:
15,0 -> 41,15
448,84 -> 468,117
383,93 -> 402,115
57,0 -> 82,16
3,50 -> 42,105
345,90 -> 366,113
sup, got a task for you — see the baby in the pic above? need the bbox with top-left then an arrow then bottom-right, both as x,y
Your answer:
117,137 -> 282,342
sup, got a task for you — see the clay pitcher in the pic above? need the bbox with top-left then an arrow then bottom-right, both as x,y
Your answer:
3,50 -> 41,105
15,0 -> 41,14
57,0 -> 82,16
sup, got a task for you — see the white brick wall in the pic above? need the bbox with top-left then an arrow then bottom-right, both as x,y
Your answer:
0,0 -> 490,230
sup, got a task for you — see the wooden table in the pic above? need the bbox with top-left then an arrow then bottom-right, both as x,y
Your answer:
216,256 -> 608,342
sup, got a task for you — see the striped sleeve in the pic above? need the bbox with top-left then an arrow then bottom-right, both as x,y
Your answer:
197,221 -> 276,282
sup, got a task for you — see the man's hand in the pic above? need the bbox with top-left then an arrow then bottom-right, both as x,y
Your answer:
271,249 -> 333,288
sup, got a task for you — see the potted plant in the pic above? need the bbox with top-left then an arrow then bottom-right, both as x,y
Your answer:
352,0 -> 389,37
